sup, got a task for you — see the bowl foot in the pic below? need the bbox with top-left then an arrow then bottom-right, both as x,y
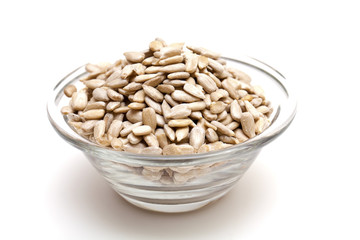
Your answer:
119,190 -> 230,213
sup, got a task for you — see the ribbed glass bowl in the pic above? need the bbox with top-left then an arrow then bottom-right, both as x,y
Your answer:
47,55 -> 296,213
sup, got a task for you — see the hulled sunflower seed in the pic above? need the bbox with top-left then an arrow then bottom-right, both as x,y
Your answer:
234,128 -> 249,143
168,71 -> 190,79
230,100 -> 242,122
142,107 -> 157,131
205,128 -> 219,143
198,55 -> 209,69
126,109 -> 142,123
132,125 -> 152,136
211,120 -> 235,137
144,96 -> 162,114
168,119 -> 193,127
144,133 -> 159,147
128,102 -> 146,110
210,101 -> 227,114
185,53 -> 198,73
71,91 -> 88,111
107,89 -> 124,101
244,100 -> 261,120
120,122 -> 142,137
186,45 -> 221,59
82,109 -> 105,120
84,79 -> 105,89
93,88 -> 109,101
108,120 -> 123,139
189,126 -> 205,149
167,104 -> 191,119
110,138 -> 123,150
183,83 -> 205,99
157,84 -> 175,94
133,73 -> 159,83
164,124 -> 175,142
164,94 -> 179,107
142,85 -> 164,102
171,90 -> 200,103
240,112 -> 256,138
149,40 -> 164,51
160,63 -> 186,73
163,144 -> 195,155
158,55 -> 183,65
141,146 -> 163,155
123,51 -> 145,63
176,127 -> 189,142
155,128 -> 169,148
195,73 -> 218,93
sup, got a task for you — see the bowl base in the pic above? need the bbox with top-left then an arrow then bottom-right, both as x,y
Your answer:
119,189 -> 231,213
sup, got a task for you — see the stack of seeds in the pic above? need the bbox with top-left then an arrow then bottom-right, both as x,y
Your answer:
61,38 -> 273,156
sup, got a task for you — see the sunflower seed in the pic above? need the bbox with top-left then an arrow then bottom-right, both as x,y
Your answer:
186,45 -> 221,59
244,100 -> 261,120
106,102 -> 121,111
144,133 -> 159,147
110,138 -> 124,150
161,100 -> 172,119
168,119 -> 193,127
195,73 -> 218,93
107,89 -> 124,101
144,96 -> 162,114
157,84 -> 175,94
126,109 -> 142,123
230,100 -> 242,122
123,82 -> 142,91
189,126 -> 205,149
142,107 -> 157,131
198,55 -> 209,69
164,94 -> 179,107
71,91 -> 88,111
105,79 -> 128,88
183,83 -> 205,99
158,55 -> 183,65
123,51 -> 145,63
155,128 -> 169,148
84,79 -> 105,89
171,90 -> 200,103
210,101 -> 227,114
168,71 -> 190,79
82,109 -> 105,120
92,88 -> 109,102
149,40 -> 164,51
108,120 -> 123,139
132,63 -> 146,75
240,112 -> 256,138
133,73 -> 159,83
120,65 -> 134,79
141,146 -> 163,155
128,102 -> 146,110
211,120 -> 235,137
142,85 -> 164,102
132,125 -> 152,136
205,128 -> 219,143
163,144 -> 195,155
167,104 -> 191,119
164,124 -> 176,142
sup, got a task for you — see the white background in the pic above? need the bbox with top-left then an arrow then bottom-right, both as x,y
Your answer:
1,0 -> 359,239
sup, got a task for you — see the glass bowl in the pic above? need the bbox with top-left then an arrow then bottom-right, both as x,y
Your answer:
47,55 -> 296,213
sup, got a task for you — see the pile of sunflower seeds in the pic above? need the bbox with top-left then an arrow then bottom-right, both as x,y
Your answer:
61,38 -> 272,157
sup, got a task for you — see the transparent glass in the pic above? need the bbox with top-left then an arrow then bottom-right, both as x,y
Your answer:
47,56 -> 296,213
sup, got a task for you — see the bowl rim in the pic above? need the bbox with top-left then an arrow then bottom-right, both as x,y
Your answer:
47,55 -> 297,166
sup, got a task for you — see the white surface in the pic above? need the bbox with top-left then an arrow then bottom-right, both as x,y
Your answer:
1,0 -> 359,239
